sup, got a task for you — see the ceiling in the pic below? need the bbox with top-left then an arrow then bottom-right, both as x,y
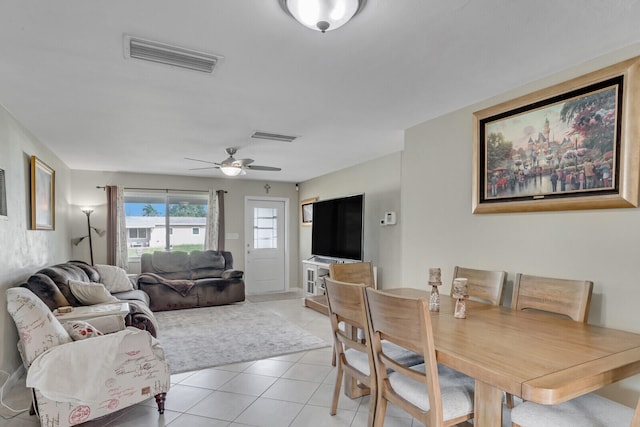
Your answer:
1,1 -> 639,183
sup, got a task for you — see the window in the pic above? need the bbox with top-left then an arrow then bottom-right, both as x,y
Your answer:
253,207 -> 278,249
124,190 -> 209,257
129,228 -> 147,238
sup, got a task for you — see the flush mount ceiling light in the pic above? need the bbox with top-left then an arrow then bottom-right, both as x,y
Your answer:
279,0 -> 366,33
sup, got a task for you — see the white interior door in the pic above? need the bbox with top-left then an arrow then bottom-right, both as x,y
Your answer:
244,197 -> 287,294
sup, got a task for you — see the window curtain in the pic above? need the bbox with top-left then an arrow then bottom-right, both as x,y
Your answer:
205,189 -> 225,251
106,185 -> 128,270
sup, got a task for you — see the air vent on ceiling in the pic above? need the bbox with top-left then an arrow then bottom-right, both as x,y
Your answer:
251,131 -> 298,143
124,35 -> 223,74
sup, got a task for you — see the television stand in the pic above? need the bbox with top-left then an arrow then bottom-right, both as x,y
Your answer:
302,257 -> 376,315
304,294 -> 329,315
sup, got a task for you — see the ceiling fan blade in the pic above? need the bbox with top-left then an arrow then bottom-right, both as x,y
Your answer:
189,166 -> 220,171
185,157 -> 220,166
247,165 -> 281,171
237,158 -> 254,166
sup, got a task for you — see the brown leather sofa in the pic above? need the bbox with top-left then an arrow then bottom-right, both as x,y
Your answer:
137,250 -> 245,311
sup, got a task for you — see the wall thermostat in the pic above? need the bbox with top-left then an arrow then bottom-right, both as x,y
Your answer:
381,211 -> 397,226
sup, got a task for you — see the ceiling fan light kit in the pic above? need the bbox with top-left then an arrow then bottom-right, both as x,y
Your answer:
220,165 -> 243,176
186,147 -> 281,177
279,0 -> 366,33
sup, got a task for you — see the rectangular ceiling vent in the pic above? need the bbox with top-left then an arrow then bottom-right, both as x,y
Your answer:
124,35 -> 223,74
251,131 -> 298,143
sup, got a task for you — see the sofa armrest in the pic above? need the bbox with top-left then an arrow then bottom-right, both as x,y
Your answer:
222,269 -> 244,279
75,314 -> 126,334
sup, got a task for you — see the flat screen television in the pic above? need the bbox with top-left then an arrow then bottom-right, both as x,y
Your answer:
311,194 -> 364,261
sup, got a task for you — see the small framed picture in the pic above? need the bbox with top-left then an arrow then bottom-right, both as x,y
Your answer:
300,197 -> 317,226
30,156 -> 55,230
0,168 -> 7,219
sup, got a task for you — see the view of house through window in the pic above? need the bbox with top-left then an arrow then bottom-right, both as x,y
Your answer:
124,190 -> 209,257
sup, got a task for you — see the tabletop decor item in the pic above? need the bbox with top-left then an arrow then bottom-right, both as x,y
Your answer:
452,278 -> 468,319
428,267 -> 442,312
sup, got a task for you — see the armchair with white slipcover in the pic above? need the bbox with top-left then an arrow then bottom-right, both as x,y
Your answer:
6,287 -> 170,427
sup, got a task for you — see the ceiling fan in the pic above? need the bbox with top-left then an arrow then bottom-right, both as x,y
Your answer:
185,147 -> 282,177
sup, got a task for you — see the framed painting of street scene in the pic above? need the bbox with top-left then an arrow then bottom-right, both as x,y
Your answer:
472,56 -> 640,214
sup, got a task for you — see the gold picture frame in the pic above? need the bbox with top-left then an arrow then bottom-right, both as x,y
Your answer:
300,197 -> 317,226
472,56 -> 640,213
30,156 -> 55,230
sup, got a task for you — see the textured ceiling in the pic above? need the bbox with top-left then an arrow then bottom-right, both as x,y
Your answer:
1,0 -> 639,182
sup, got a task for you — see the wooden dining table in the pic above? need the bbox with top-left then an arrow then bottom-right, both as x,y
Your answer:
370,288 -> 640,427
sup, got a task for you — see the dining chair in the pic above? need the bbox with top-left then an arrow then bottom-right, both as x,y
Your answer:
329,261 -> 376,288
511,273 -> 593,322
450,266 -> 506,306
511,391 -> 640,427
324,277 -> 377,427
328,261 -> 376,366
364,287 -> 475,427
506,272 -> 594,408
324,278 -> 422,426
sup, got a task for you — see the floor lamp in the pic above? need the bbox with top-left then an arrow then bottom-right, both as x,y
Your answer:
72,208 -> 105,265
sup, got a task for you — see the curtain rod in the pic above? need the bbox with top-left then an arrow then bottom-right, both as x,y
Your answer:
96,186 -> 227,193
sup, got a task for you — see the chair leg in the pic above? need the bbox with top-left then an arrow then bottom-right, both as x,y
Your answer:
154,393 -> 166,414
331,362 -> 344,415
331,343 -> 336,366
373,391 -> 387,427
367,383 -> 376,427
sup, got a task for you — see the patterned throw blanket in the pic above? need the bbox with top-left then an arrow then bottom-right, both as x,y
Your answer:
137,272 -> 196,296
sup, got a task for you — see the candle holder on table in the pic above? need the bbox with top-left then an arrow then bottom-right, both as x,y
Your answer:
452,278 -> 468,319
428,268 -> 442,312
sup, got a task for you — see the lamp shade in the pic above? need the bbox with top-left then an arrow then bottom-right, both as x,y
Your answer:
281,0 -> 365,33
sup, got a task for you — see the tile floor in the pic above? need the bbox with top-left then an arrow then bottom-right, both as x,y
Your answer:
0,295 -> 512,427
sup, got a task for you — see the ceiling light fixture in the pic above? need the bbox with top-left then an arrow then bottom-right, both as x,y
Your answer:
220,165 -> 243,177
279,0 -> 366,33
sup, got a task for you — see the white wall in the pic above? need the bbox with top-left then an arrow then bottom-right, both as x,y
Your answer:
69,170 -> 300,285
0,105 -> 71,379
299,152 -> 403,288
402,45 -> 640,406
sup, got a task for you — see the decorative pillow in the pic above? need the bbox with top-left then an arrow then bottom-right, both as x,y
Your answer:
6,287 -> 72,367
94,264 -> 133,293
68,280 -> 119,305
62,320 -> 103,340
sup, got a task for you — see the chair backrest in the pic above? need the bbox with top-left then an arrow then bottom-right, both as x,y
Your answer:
512,273 -> 593,322
364,287 -> 444,425
329,262 -> 375,288
450,266 -> 506,305
325,277 -> 371,347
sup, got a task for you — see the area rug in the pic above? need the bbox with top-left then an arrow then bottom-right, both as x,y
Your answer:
155,303 -> 329,373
